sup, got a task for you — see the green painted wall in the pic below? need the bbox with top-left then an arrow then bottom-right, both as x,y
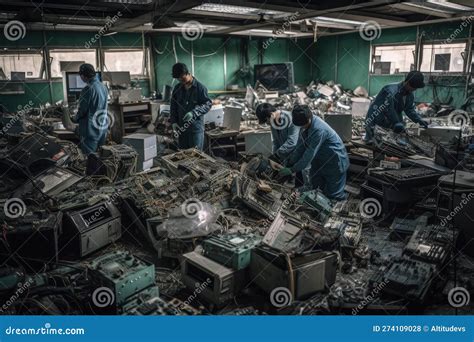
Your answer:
313,20 -> 472,108
150,34 -> 316,93
0,30 -> 316,111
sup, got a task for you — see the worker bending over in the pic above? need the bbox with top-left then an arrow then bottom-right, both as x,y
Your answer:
170,62 -> 212,150
279,105 -> 349,201
256,103 -> 300,164
364,70 -> 429,142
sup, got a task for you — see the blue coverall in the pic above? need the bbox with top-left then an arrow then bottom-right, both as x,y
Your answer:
170,77 -> 212,150
287,115 -> 349,201
75,76 -> 108,155
271,110 -> 300,163
365,82 -> 425,140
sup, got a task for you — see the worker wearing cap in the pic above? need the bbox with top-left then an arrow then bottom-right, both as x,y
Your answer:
74,63 -> 108,155
170,62 -> 212,150
364,70 -> 429,141
278,105 -> 349,201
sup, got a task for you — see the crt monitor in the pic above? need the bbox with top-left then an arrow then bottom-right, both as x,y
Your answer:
254,63 -> 294,93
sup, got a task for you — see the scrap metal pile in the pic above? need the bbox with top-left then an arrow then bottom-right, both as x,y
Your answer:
0,128 -> 469,315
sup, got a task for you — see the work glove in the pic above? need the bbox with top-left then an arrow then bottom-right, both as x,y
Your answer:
269,153 -> 283,165
278,167 -> 292,177
418,120 -> 429,129
183,111 -> 193,122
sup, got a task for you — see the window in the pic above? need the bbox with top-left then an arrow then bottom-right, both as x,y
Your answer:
49,49 -> 97,77
103,49 -> 147,76
0,50 -> 44,79
371,44 -> 416,74
420,42 -> 466,73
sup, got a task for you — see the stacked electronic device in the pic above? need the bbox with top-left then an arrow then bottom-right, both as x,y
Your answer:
123,133 -> 157,171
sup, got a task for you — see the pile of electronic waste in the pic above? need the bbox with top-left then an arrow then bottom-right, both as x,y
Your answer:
0,120 -> 472,315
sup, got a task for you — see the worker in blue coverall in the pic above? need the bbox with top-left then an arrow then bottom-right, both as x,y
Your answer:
74,63 -> 108,155
170,63 -> 212,150
278,105 -> 349,201
364,70 -> 429,142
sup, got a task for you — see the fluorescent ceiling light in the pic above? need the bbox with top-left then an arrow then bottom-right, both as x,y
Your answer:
314,16 -> 364,25
250,29 -> 298,35
426,0 -> 473,11
402,2 -> 455,13
192,3 -> 289,16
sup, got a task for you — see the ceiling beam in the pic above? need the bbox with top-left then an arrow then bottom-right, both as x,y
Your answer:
339,11 -> 408,24
389,3 -> 453,18
209,0 -> 401,35
112,0 -> 204,31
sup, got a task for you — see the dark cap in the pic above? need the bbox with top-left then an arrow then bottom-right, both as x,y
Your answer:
172,62 -> 189,78
79,63 -> 96,79
405,71 -> 425,89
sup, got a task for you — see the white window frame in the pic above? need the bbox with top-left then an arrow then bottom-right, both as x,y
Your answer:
419,40 -> 468,75
0,49 -> 45,80
48,48 -> 98,78
102,48 -> 149,77
370,43 -> 417,75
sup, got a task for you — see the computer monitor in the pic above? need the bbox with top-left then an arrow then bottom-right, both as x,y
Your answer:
254,63 -> 294,93
11,72 -> 26,81
65,71 -> 102,93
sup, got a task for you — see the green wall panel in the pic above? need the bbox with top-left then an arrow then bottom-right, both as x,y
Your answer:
314,36 -> 338,82
0,30 -> 44,48
372,26 -> 417,44
45,31 -> 99,48
368,75 -> 405,96
224,38 -> 244,88
421,20 -> 470,41
336,33 -> 370,90
193,37 -> 226,91
289,39 -> 317,86
262,39 -> 288,64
